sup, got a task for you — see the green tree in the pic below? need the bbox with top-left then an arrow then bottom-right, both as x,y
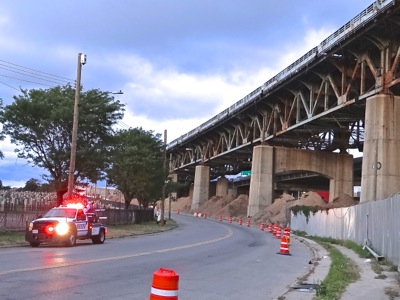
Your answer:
107,128 -> 164,209
23,178 -> 40,192
0,85 -> 124,205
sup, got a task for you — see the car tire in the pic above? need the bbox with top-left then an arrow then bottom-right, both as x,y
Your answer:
92,229 -> 106,244
30,241 -> 40,247
65,231 -> 77,247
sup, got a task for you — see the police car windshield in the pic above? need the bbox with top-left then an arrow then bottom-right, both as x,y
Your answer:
44,208 -> 76,218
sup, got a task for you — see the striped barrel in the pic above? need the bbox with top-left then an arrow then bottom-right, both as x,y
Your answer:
150,268 -> 179,299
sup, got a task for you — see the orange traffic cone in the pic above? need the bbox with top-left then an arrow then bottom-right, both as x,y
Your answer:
277,236 -> 291,256
150,268 -> 179,299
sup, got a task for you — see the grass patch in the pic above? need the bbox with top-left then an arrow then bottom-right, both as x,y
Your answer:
314,242 -> 360,299
0,231 -> 26,246
294,232 -> 361,299
0,220 -> 178,247
107,220 -> 177,238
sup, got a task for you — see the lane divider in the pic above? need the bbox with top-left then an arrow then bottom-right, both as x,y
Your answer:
0,225 -> 233,276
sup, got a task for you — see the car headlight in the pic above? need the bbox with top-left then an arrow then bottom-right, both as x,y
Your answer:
55,222 -> 69,235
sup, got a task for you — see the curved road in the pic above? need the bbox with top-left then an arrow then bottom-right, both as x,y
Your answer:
0,214 -> 313,299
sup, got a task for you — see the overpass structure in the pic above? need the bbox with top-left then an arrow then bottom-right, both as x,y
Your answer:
167,0 -> 400,215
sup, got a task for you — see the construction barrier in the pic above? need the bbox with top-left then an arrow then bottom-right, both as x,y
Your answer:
228,217 -> 232,223
267,224 -> 273,233
259,223 -> 265,231
246,219 -> 251,227
150,268 -> 179,299
238,218 -> 242,225
273,224 -> 278,236
219,216 -> 222,221
275,226 -> 281,239
277,236 -> 291,256
203,214 -> 207,219
284,227 -> 291,237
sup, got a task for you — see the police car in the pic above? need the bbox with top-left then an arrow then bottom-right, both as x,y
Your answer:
25,203 -> 107,247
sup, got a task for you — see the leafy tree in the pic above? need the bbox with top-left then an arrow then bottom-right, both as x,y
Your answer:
0,85 -> 124,205
23,178 -> 40,192
107,128 -> 165,209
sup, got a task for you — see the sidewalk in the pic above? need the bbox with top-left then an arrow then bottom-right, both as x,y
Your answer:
278,236 -> 330,300
336,244 -> 399,300
278,236 -> 400,300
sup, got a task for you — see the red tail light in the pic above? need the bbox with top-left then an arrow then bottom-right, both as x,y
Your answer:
45,225 -> 55,234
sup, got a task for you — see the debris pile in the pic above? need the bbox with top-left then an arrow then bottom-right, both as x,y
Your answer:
170,190 -> 357,225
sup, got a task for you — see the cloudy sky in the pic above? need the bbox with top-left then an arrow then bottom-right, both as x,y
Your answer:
0,0 -> 374,188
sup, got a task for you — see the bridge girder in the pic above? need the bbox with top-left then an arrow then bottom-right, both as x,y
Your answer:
168,1 -> 400,180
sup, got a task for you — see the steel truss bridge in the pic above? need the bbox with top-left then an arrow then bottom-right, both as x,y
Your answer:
167,0 -> 400,181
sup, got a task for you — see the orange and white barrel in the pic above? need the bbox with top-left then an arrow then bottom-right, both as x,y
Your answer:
277,236 -> 291,256
150,268 -> 179,299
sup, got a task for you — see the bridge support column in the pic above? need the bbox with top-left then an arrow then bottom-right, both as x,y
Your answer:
361,94 -> 400,202
216,176 -> 229,197
191,165 -> 210,211
248,145 -> 274,217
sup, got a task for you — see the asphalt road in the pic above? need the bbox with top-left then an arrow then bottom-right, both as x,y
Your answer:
0,214 -> 313,300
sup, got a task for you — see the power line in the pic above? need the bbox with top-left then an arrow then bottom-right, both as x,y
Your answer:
0,59 -> 73,82
0,80 -> 20,91
0,59 -> 75,94
0,74 -> 54,87
0,64 -> 70,85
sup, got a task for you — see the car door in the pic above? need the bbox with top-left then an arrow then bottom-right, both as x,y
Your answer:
75,209 -> 89,237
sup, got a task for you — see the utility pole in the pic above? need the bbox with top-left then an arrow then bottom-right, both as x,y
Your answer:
67,53 -> 86,200
161,129 -> 167,225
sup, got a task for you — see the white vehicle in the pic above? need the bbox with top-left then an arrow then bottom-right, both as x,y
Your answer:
25,203 -> 107,247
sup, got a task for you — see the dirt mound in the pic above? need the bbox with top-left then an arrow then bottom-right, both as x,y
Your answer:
329,193 -> 358,208
170,196 -> 192,212
293,191 -> 327,207
252,193 -> 294,226
169,190 -> 357,225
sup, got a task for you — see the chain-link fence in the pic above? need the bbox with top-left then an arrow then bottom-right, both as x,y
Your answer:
0,190 -> 155,231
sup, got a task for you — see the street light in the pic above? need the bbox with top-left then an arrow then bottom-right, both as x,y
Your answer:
67,53 -> 86,200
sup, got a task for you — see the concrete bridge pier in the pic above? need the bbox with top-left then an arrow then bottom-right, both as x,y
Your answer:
248,145 -> 353,216
247,146 -> 275,217
361,94 -> 400,202
191,165 -> 210,211
216,176 -> 229,197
